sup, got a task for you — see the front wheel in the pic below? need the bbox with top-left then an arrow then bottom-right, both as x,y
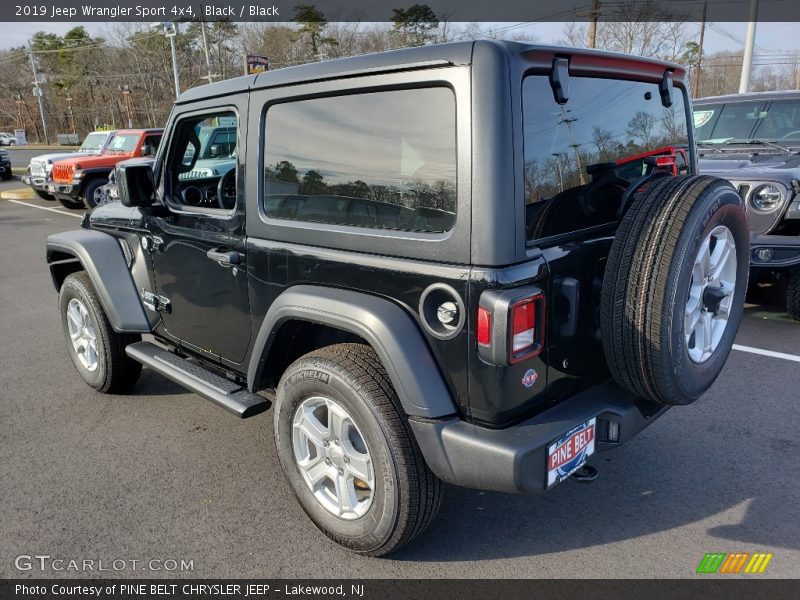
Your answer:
274,344 -> 441,557
59,271 -> 142,393
35,190 -> 55,201
81,178 -> 107,209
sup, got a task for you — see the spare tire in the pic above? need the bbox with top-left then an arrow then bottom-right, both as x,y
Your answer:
601,175 -> 749,405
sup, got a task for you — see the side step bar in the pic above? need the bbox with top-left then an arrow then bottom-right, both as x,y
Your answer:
125,341 -> 270,418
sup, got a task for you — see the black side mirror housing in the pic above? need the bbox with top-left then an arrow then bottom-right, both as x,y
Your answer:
117,160 -> 155,208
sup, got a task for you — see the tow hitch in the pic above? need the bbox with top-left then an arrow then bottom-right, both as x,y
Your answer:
571,464 -> 599,484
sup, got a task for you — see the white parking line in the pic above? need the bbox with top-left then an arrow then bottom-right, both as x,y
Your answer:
6,198 -> 83,219
733,344 -> 800,364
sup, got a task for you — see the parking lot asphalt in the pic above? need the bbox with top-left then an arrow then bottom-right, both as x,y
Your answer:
1,194 -> 798,579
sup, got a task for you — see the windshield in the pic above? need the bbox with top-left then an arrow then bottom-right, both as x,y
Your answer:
694,98 -> 800,143
79,132 -> 108,153
103,134 -> 138,154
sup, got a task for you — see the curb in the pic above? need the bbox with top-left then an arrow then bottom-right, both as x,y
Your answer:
0,187 -> 37,201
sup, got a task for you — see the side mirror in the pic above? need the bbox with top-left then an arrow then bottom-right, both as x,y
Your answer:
209,144 -> 220,158
141,144 -> 153,157
117,161 -> 155,207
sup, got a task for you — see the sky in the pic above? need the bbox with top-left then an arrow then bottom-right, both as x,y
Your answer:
1,21 -> 798,55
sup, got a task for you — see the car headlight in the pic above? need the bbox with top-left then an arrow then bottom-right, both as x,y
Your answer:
750,184 -> 783,211
46,162 -> 53,172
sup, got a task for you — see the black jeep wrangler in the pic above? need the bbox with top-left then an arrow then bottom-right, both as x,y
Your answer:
694,91 -> 800,320
46,41 -> 749,556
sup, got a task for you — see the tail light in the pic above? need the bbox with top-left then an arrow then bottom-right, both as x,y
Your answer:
477,306 -> 492,347
509,293 -> 545,363
477,287 -> 545,365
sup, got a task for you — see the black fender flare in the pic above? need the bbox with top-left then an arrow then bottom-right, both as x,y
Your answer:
247,285 -> 458,419
46,229 -> 150,333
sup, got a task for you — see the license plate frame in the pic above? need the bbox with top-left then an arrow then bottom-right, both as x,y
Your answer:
546,417 -> 596,489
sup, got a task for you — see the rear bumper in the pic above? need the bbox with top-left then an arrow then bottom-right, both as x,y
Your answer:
750,233 -> 800,268
410,381 -> 668,494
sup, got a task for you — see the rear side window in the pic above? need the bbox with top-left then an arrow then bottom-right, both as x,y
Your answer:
263,87 -> 457,233
523,76 -> 689,241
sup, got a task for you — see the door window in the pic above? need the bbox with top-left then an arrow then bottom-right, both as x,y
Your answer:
163,111 -> 238,212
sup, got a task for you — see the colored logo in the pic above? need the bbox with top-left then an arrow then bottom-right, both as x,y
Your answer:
521,368 -> 538,388
696,552 -> 773,574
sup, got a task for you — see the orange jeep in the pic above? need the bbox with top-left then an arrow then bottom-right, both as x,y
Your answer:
50,129 -> 163,209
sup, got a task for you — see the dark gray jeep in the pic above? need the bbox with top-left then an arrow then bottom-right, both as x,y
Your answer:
695,91 -> 800,319
46,41 -> 749,556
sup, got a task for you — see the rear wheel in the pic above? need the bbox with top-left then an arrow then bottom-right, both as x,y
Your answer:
601,175 -> 749,405
787,266 -> 800,321
59,271 -> 142,393
274,343 -> 441,557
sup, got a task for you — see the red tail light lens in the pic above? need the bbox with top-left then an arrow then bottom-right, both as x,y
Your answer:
509,293 -> 544,362
511,300 -> 535,352
477,306 -> 491,347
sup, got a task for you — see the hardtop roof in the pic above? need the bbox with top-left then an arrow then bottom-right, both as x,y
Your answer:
176,40 -> 684,104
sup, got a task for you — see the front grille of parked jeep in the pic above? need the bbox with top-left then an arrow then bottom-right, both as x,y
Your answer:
52,164 -> 73,182
30,160 -> 47,177
737,184 -> 751,202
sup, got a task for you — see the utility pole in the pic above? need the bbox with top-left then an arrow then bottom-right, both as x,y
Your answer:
152,22 -> 181,99
65,94 -> 76,135
739,0 -> 759,94
168,23 -> 180,98
694,0 -> 707,97
559,108 -> 585,185
27,41 -> 49,144
14,95 -> 24,130
119,86 -> 133,128
199,18 -> 215,84
587,0 -> 599,49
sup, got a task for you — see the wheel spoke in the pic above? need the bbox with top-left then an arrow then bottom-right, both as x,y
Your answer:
695,238 -> 711,279
294,407 -> 327,449
710,240 -> 734,283
327,402 -> 346,443
334,474 -> 357,514
304,458 -> 330,486
86,342 -> 98,366
701,311 -> 713,355
344,450 -> 372,484
68,303 -> 83,329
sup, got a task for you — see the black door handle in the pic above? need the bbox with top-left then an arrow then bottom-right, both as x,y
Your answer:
206,248 -> 241,265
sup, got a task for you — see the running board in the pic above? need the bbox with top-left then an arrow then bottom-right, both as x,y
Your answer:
125,341 -> 270,418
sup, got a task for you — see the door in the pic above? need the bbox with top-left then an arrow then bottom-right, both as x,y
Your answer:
146,106 -> 251,365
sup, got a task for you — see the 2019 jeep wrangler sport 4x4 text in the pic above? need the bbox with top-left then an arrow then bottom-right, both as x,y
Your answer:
46,41 -> 749,557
